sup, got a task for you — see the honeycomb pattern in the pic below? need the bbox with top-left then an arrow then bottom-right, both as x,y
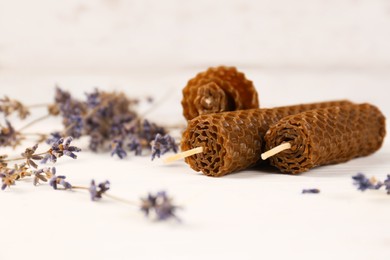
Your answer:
181,100 -> 354,177
181,66 -> 259,120
264,103 -> 386,174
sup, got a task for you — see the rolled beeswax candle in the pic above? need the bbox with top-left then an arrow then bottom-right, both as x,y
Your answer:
263,103 -> 386,174
182,66 -> 259,121
181,100 -> 353,177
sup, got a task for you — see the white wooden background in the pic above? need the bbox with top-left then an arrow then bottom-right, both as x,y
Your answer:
0,0 -> 389,72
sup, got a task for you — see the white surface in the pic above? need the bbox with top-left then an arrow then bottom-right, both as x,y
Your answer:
1,0 -> 390,71
1,0 -> 390,259
0,69 -> 389,260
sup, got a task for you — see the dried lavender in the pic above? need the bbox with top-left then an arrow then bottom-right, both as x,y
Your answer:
21,144 -> 43,169
0,87 -> 175,162
384,175 -> 390,194
140,191 -> 180,221
12,163 -> 30,180
1,141 -> 181,222
128,137 -> 142,155
351,173 -> 390,196
33,167 -> 56,186
140,193 -> 157,217
151,133 -> 178,160
49,175 -> 72,190
352,173 -> 383,191
111,140 -> 127,159
0,137 -> 80,191
86,182 -> 181,221
0,169 -> 16,190
89,179 -> 110,201
64,113 -> 83,138
46,132 -> 62,145
0,86 -> 182,223
50,87 -> 170,158
41,136 -> 81,163
0,96 -> 30,119
302,188 -> 320,194
0,120 -> 21,147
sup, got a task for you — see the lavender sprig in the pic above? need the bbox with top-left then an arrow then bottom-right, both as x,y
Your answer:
49,174 -> 72,190
151,133 -> 178,160
0,96 -> 30,119
383,175 -> 390,194
352,173 -> 383,191
0,120 -> 21,147
87,182 -> 181,221
140,191 -> 180,221
302,188 -> 320,194
41,136 -> 81,163
21,144 -> 43,169
0,169 -> 16,190
33,167 -> 56,186
89,179 -> 110,201
111,140 -> 127,159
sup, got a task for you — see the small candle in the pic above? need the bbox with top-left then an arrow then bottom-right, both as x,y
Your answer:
262,103 -> 386,174
180,100 -> 353,177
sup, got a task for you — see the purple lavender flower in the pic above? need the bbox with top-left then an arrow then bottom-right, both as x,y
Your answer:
55,87 -> 85,117
140,193 -> 157,217
49,175 -> 72,190
154,191 -> 180,221
140,191 -> 180,221
54,87 -> 72,104
352,173 -> 382,191
111,140 -> 127,159
0,178 -> 7,190
128,137 -> 142,156
85,89 -> 100,108
0,120 -> 20,147
89,179 -> 110,201
64,113 -> 83,138
302,188 -> 320,194
0,169 -> 16,190
110,114 -> 135,138
42,136 -> 81,163
151,133 -> 178,160
88,132 -> 104,152
46,132 -> 62,145
0,96 -> 30,119
32,168 -> 46,186
21,144 -> 43,169
383,175 -> 390,195
141,120 -> 166,142
62,137 -> 81,158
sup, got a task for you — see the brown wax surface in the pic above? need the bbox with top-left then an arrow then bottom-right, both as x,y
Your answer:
181,100 -> 353,177
181,66 -> 259,120
264,103 -> 386,174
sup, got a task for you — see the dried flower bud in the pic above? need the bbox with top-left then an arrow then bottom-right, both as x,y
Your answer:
89,179 -> 110,201
352,173 -> 383,191
0,96 -> 30,119
140,191 -> 180,221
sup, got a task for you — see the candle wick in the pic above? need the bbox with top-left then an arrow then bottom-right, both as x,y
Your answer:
164,147 -> 204,163
261,142 -> 292,160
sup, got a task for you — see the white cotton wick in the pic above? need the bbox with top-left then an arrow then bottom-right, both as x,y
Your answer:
261,142 -> 292,160
164,147 -> 204,163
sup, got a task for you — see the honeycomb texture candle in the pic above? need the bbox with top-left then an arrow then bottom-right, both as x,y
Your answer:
181,100 -> 353,177
264,103 -> 386,174
181,66 -> 259,120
